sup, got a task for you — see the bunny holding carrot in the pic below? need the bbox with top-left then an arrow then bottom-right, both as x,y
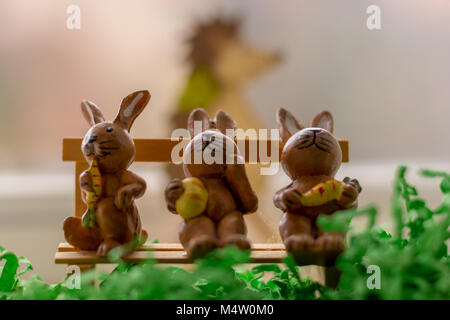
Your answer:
63,90 -> 150,256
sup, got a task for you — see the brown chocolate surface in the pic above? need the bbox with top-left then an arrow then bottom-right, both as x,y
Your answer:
63,90 -> 151,257
275,108 -> 361,266
165,108 -> 258,258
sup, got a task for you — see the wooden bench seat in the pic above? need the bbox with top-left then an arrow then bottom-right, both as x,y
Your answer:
55,243 -> 286,265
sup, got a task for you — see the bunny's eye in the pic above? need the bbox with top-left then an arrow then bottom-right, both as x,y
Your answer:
106,127 -> 113,132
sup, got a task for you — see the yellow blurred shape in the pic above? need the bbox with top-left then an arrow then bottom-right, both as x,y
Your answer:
176,177 -> 208,220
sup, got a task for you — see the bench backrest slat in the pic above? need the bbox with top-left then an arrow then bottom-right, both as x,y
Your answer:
65,137 -> 349,217
63,138 -> 349,163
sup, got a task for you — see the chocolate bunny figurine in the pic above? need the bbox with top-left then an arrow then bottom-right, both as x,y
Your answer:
165,108 -> 258,258
63,90 -> 150,256
275,108 -> 361,266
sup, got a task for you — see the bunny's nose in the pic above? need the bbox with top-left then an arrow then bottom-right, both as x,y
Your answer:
88,136 -> 98,144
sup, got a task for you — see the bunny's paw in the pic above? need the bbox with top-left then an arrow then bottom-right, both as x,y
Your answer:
187,235 -> 218,259
285,234 -> 315,252
274,189 -> 303,211
165,179 -> 185,214
97,239 -> 121,257
343,177 -> 362,193
63,216 -> 101,251
221,234 -> 251,251
315,234 -> 345,253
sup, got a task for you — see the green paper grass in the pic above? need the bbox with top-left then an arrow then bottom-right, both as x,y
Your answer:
0,166 -> 448,300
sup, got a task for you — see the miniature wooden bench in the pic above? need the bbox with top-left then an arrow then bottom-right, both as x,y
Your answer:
55,137 -> 349,279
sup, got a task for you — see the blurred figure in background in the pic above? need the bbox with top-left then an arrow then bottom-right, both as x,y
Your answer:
166,15 -> 282,239
167,15 -> 281,177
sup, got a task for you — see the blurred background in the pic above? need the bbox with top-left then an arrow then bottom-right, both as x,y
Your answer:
0,0 -> 449,283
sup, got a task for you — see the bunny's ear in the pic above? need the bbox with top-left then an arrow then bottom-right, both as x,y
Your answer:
215,110 -> 237,135
81,100 -> 105,126
277,108 -> 304,144
187,108 -> 210,138
114,90 -> 151,132
312,111 -> 334,133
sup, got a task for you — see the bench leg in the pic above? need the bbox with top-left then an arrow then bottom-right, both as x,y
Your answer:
324,266 -> 341,288
77,264 -> 95,272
